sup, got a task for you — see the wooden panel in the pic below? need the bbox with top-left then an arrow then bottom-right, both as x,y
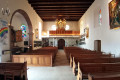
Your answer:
49,30 -> 80,36
20,57 -> 25,63
25,57 -> 31,64
32,57 -> 38,64
0,62 -> 27,80
12,55 -> 52,66
28,0 -> 95,21
45,57 -> 51,66
13,58 -> 19,62
39,57 -> 44,65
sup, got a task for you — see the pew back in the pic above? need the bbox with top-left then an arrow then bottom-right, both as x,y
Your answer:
78,63 -> 120,80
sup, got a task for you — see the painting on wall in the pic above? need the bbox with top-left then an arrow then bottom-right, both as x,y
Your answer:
84,27 -> 89,39
35,29 -> 38,39
99,9 -> 102,26
109,0 -> 120,29
0,19 -> 8,45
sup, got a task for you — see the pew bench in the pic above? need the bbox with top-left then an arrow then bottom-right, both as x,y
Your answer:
77,63 -> 120,80
0,62 -> 27,80
72,57 -> 116,75
88,72 -> 120,80
12,47 -> 58,67
70,53 -> 112,67
12,53 -> 52,67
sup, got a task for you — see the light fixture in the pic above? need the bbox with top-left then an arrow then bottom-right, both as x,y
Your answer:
1,8 -> 10,16
55,19 -> 66,30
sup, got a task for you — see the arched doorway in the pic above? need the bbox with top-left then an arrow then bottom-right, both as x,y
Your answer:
10,9 -> 33,50
58,39 -> 65,49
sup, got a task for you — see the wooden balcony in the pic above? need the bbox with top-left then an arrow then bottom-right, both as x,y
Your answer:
49,30 -> 80,36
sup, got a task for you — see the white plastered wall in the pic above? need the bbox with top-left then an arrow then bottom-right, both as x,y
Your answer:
49,37 -> 79,47
0,0 -> 43,62
78,0 -> 120,57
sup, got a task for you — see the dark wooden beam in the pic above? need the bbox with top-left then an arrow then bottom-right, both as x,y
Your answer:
28,0 -> 94,21
42,18 -> 80,21
41,16 -> 81,18
32,5 -> 90,8
34,7 -> 88,9
34,8 -> 88,11
38,15 -> 82,17
28,0 -> 94,3
30,2 -> 93,5
37,13 -> 85,15
37,11 -> 85,13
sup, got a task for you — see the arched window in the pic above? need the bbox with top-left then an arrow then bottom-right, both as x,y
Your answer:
21,25 -> 27,38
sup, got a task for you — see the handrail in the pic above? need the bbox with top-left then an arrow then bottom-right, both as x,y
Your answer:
2,50 -> 11,55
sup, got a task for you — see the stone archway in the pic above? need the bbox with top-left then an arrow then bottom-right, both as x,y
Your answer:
10,9 -> 33,50
58,39 -> 65,49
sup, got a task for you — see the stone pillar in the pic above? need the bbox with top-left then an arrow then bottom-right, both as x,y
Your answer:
53,38 -> 54,47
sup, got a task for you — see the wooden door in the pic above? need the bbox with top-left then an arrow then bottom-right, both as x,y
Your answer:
94,40 -> 101,52
58,39 -> 65,49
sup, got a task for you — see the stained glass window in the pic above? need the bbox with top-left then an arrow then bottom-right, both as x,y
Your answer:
99,9 -> 102,25
21,25 -> 27,38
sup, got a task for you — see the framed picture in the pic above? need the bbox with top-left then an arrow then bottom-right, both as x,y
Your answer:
35,29 -> 38,39
84,27 -> 89,38
109,0 -> 120,29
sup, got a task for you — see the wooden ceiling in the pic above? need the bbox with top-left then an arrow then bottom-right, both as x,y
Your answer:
28,0 -> 95,21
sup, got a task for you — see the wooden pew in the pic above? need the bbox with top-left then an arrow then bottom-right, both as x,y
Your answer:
73,57 -> 120,76
70,53 -> 112,67
72,53 -> 113,74
64,47 -> 106,60
0,62 -> 27,80
12,52 -> 53,67
64,47 -> 82,60
73,57 -> 114,76
88,72 -> 120,80
12,47 -> 58,67
77,62 -> 120,80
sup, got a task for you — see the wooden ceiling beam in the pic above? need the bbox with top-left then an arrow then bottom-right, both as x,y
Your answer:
33,5 -> 89,8
38,15 -> 82,17
28,0 -> 94,21
37,13 -> 84,15
42,19 -> 79,21
31,4 -> 91,7
30,2 -> 93,5
33,6 -> 89,8
41,16 -> 81,18
42,17 -> 80,19
28,0 -> 94,3
36,11 -> 85,13
34,8 -> 88,11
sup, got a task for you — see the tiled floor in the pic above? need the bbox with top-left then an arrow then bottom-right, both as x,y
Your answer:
27,50 -> 77,80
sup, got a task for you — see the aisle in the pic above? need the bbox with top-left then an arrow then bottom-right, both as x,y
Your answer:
27,50 -> 76,80
54,50 -> 69,66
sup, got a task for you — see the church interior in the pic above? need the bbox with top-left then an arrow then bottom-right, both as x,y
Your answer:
0,0 -> 120,80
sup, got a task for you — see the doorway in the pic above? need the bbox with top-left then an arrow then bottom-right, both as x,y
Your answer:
58,39 -> 65,49
94,40 -> 101,52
